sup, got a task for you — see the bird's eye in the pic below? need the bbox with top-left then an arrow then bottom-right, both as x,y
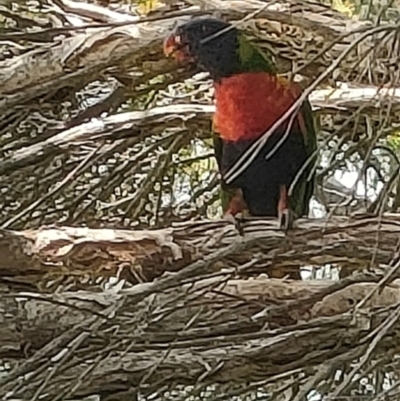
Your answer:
174,35 -> 182,44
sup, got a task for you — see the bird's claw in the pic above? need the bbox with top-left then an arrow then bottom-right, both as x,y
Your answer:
223,212 -> 245,236
279,208 -> 294,232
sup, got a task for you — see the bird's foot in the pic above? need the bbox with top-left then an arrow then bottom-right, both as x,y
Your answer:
223,212 -> 245,236
278,208 -> 294,232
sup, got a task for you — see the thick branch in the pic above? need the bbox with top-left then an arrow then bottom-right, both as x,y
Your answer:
1,214 -> 400,291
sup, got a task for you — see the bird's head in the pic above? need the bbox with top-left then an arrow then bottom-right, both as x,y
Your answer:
163,18 -> 241,79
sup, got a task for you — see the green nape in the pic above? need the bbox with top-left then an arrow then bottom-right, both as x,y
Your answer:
237,33 -> 277,74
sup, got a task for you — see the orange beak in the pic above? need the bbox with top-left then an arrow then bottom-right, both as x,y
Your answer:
163,34 -> 178,58
163,32 -> 193,63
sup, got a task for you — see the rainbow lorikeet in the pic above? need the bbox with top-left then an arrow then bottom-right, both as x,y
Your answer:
163,18 -> 317,234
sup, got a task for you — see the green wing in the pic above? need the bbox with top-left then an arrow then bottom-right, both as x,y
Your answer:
289,99 -> 317,218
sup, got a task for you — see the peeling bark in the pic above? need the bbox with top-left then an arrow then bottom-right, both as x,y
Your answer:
0,214 -> 399,291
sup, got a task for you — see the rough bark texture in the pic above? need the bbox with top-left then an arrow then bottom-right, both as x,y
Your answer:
1,0 -> 395,107
1,270 -> 400,400
1,213 -> 400,291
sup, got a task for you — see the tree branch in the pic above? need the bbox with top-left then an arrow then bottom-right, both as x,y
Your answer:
1,213 -> 400,291
0,0 -> 396,113
2,80 -> 398,176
